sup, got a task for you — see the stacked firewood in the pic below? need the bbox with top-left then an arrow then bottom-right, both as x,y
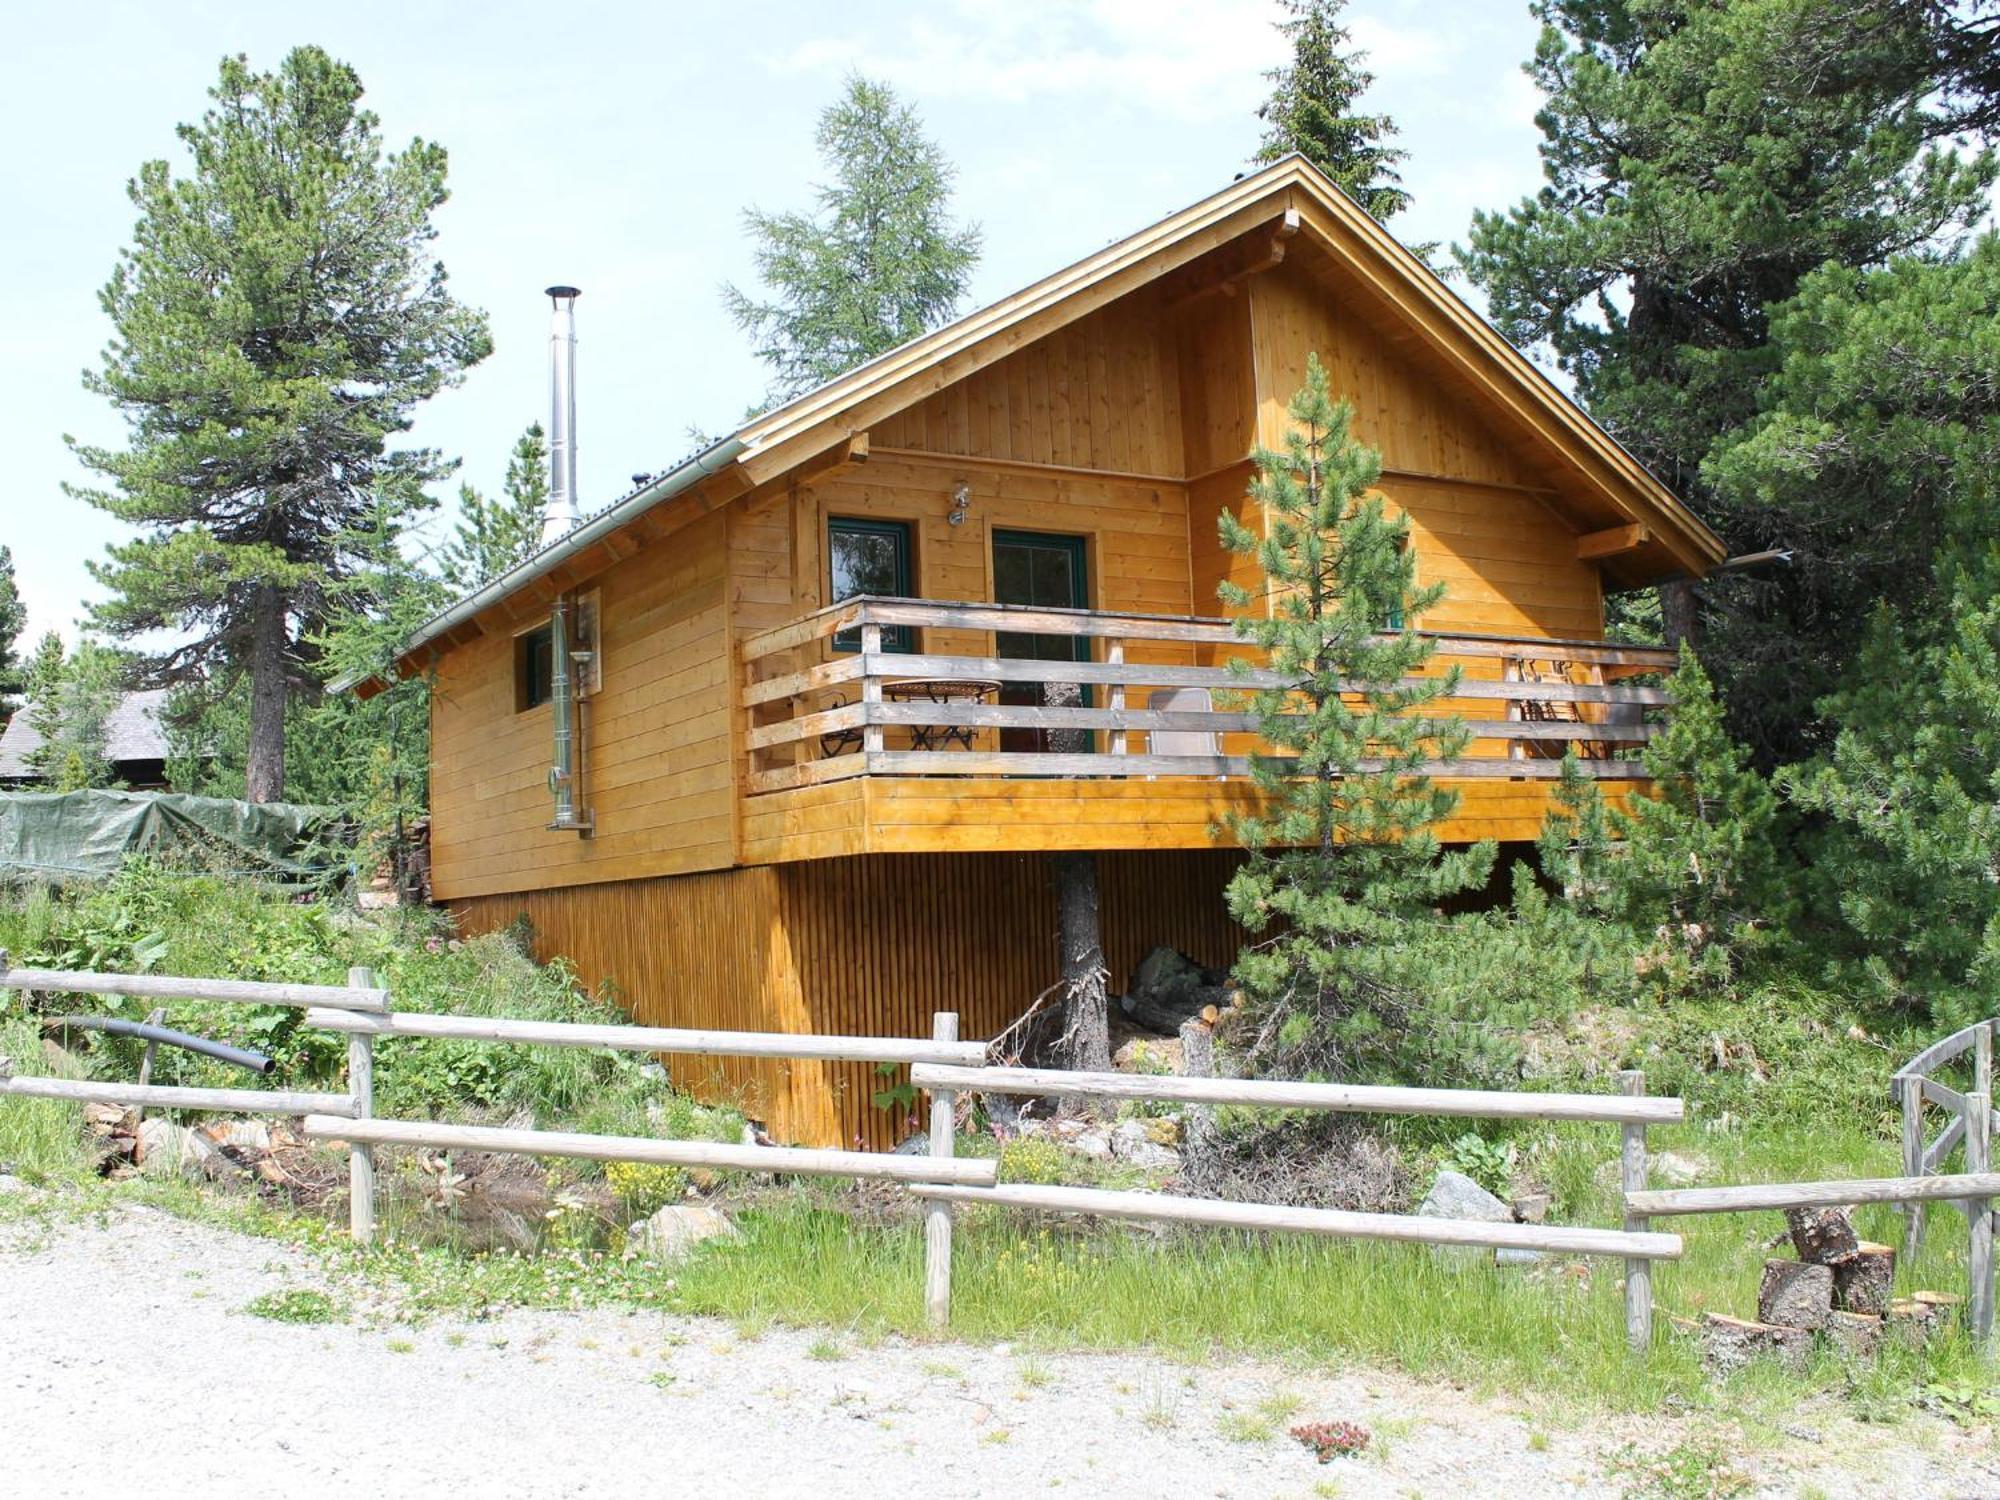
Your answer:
1699,1207 -> 1958,1368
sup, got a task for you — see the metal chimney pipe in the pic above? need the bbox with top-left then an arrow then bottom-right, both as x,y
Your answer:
542,285 -> 582,545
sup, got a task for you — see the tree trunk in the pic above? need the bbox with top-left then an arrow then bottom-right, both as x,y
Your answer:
1048,851 -> 1111,1073
244,585 -> 288,804
1658,578 -> 1698,652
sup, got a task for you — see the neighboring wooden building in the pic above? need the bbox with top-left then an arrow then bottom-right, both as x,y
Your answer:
0,688 -> 175,790
348,158 -> 1725,1146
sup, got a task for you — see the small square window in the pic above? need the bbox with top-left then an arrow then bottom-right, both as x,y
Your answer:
516,624 -> 555,711
829,517 -> 914,652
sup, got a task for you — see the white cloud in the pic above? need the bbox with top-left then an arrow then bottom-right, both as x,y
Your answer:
762,0 -> 1290,123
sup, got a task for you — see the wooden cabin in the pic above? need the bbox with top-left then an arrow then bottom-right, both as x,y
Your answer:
349,158 -> 1725,1148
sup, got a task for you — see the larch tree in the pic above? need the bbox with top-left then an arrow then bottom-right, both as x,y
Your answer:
441,424 -> 550,591
1253,0 -> 1412,224
1221,354 -> 1494,1081
70,46 -> 490,802
724,74 -> 981,406
1459,0 -> 1995,760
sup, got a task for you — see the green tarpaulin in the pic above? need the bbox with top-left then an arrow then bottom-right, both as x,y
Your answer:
0,790 -> 346,884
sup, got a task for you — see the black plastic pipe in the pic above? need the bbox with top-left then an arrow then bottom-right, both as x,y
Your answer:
48,1015 -> 275,1075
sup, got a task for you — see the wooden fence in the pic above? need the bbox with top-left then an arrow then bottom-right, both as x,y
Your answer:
909,1059 -> 1680,1351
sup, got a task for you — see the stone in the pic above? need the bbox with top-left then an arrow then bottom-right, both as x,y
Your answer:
1823,1310 -> 1885,1359
136,1118 -> 214,1177
1699,1312 -> 1813,1374
892,1131 -> 931,1156
1785,1206 -> 1861,1266
1832,1242 -> 1896,1316
1120,946 -> 1232,1035
201,1119 -> 271,1153
1493,1247 -> 1545,1268
1511,1191 -> 1553,1224
1108,1119 -> 1181,1170
1653,1151 -> 1711,1187
1418,1170 -> 1514,1270
623,1205 -> 740,1262
1758,1258 -> 1834,1330
0,1173 -> 26,1195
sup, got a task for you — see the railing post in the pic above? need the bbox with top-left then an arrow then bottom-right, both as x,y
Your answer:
861,621 -> 884,756
925,1011 -> 959,1331
1969,1086 -> 1994,1347
1620,1069 -> 1652,1353
1900,1074 -> 1928,1264
1106,638 -> 1128,756
346,965 -> 377,1246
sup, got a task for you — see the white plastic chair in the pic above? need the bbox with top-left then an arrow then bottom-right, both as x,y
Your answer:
1146,687 -> 1220,778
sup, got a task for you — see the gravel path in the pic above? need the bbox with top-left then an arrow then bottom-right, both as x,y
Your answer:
4,1201 -> 1995,1499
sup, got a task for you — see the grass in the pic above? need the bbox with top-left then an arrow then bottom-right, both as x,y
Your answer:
243,1288 -> 342,1324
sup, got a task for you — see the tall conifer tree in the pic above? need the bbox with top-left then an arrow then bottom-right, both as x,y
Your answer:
1253,0 -> 1412,224
71,47 -> 489,801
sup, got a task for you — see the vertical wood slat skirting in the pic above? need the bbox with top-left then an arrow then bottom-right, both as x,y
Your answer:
452,849 -> 1248,1148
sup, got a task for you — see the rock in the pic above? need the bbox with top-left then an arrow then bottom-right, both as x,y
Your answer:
1785,1206 -> 1860,1265
0,1173 -> 26,1195
1758,1258 -> 1834,1330
1108,1119 -> 1181,1170
1653,1151 -> 1711,1187
136,1118 -> 223,1177
1699,1313 -> 1813,1373
623,1205 -> 740,1262
1418,1170 -> 1514,1270
201,1119 -> 271,1153
1493,1247 -> 1545,1268
1824,1310 -> 1884,1358
1511,1191 -> 1552,1224
1138,1115 -> 1181,1147
1833,1242 -> 1896,1316
83,1103 -> 129,1137
892,1131 -> 930,1156
1120,946 -> 1232,1035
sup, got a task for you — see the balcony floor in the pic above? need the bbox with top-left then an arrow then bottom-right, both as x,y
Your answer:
738,774 -> 1653,865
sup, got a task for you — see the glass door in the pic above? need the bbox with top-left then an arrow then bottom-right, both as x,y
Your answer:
992,530 -> 1089,753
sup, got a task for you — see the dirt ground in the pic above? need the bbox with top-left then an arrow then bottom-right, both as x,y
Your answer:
4,1201 -> 1995,1499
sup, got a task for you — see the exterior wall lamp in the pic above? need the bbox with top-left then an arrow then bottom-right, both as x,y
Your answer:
948,481 -> 971,526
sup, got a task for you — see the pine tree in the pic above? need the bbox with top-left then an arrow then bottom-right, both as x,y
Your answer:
724,75 -> 981,405
1220,353 -> 1494,1080
1460,0 -> 1996,760
70,47 -> 490,803
442,424 -> 549,591
1253,0 -> 1412,224
23,634 -> 125,790
0,548 -> 24,719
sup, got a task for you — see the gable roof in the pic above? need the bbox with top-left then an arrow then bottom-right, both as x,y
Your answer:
348,155 -> 1725,694
0,689 -> 174,780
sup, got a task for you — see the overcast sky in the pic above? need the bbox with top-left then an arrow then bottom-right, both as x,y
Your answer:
0,0 -> 1551,647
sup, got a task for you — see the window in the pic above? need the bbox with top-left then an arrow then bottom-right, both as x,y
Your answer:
828,517 -> 914,652
516,623 -> 555,711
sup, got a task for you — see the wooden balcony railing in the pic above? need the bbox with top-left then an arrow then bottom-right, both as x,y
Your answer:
738,598 -> 1676,796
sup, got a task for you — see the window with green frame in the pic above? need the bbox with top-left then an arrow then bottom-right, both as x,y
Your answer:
828,517 -> 914,652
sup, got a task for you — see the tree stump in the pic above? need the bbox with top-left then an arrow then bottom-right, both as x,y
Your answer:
1699,1313 -> 1812,1373
1758,1258 -> 1834,1329
1832,1242 -> 1896,1316
1785,1205 -> 1860,1265
1824,1310 -> 1884,1358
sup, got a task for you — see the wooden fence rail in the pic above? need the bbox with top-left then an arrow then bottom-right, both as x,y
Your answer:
916,1059 -> 1678,1351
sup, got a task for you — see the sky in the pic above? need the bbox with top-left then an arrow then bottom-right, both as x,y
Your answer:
0,0 -> 1551,649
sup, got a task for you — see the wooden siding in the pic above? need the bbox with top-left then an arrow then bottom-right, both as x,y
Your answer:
429,508 -> 735,901
871,293 -> 1184,477
454,849 -> 1247,1148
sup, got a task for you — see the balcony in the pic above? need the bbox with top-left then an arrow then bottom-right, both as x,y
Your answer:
739,598 -> 1674,815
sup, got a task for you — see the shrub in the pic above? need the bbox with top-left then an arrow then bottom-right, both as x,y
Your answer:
607,1160 -> 687,1215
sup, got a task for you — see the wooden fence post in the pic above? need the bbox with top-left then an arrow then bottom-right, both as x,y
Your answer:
347,965 -> 377,1246
925,1011 -> 959,1331
1620,1069 -> 1652,1353
1901,1074 -> 1928,1264
1968,1086 -> 1994,1347
861,623 -> 884,755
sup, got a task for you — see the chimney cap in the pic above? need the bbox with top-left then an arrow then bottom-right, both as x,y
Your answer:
545,284 -> 581,303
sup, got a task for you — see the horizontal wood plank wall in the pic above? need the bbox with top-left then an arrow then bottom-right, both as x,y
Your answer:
871,291 -> 1184,476
431,509 -> 736,901
454,850 -> 1249,1148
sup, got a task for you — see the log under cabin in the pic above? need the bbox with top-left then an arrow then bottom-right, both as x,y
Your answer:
347,157 -> 1726,1147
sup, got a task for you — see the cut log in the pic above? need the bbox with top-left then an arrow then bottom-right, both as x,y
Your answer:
1757,1258 -> 1834,1330
1785,1205 -> 1860,1265
1832,1241 -> 1896,1316
1699,1313 -> 1812,1373
1824,1310 -> 1884,1359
